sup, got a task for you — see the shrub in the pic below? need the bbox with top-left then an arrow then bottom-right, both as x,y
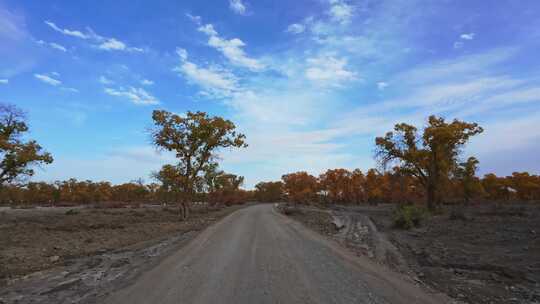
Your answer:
65,209 -> 79,215
393,204 -> 427,229
280,203 -> 302,215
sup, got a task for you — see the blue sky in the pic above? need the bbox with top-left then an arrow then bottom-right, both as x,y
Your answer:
1,0 -> 540,188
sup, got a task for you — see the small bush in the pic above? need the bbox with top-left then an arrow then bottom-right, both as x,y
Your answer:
393,205 -> 427,229
280,204 -> 302,215
65,209 -> 80,215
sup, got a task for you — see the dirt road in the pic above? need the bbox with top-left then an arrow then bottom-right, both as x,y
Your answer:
103,204 -> 447,304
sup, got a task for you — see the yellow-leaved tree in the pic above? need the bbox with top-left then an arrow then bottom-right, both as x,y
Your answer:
150,110 -> 247,219
375,115 -> 483,211
0,104 -> 53,186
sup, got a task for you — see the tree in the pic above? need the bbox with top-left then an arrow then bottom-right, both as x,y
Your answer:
455,157 -> 483,204
150,110 -> 247,219
509,172 -> 540,201
0,104 -> 53,185
348,169 -> 366,204
281,172 -> 319,205
364,169 -> 384,205
254,181 -> 283,202
319,169 -> 351,204
375,115 -> 483,210
207,171 -> 245,206
482,173 -> 510,201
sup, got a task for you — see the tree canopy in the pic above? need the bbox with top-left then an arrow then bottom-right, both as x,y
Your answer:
151,110 -> 247,219
375,115 -> 483,210
0,104 -> 53,185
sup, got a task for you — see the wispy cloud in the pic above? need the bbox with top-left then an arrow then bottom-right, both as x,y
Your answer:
305,55 -> 357,87
34,73 -> 61,86
286,23 -> 306,34
98,38 -> 144,52
44,20 -> 89,39
61,87 -> 79,93
36,39 -> 67,52
229,0 -> 247,15
377,82 -> 388,90
328,0 -> 354,24
0,79 -> 8,84
194,21 -> 264,71
104,87 -> 159,105
174,48 -> 238,98
34,72 -> 80,92
141,79 -> 154,86
460,33 -> 475,40
453,41 -> 464,49
99,75 -> 114,85
44,20 -> 144,53
454,32 -> 475,49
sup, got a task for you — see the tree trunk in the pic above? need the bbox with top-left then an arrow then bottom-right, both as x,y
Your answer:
426,183 -> 436,211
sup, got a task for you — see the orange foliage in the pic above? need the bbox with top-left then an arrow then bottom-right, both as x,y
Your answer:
281,172 -> 319,204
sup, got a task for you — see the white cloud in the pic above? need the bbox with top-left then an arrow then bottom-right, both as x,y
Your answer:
175,48 -> 238,97
61,87 -> 79,93
0,79 -> 8,84
44,20 -> 89,39
398,48 -> 515,84
454,33 -> 475,49
456,86 -> 540,117
377,82 -> 388,90
460,33 -> 475,40
177,48 -> 188,61
141,79 -> 154,86
34,73 -> 62,86
305,55 -> 357,86
359,76 -> 524,117
104,87 -> 159,105
328,0 -> 354,24
229,0 -> 247,15
45,20 -> 144,53
49,42 -> 67,52
98,38 -> 126,51
198,24 -> 217,36
99,75 -> 114,85
1,9 -> 27,42
286,23 -> 305,34
186,13 -> 202,25
197,23 -> 264,71
97,38 -> 143,52
36,39 -> 68,52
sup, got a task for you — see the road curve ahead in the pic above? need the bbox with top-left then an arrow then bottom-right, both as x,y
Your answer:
104,204 -> 446,304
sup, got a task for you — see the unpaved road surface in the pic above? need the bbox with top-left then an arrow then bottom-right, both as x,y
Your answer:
103,204 -> 448,304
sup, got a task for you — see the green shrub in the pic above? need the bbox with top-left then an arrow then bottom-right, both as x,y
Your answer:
65,209 -> 79,215
393,205 -> 427,229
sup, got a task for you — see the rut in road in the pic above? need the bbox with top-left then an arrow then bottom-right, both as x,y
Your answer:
103,204 -> 448,304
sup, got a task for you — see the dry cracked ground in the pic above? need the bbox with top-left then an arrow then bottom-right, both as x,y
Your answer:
288,203 -> 540,304
1,202 -> 538,303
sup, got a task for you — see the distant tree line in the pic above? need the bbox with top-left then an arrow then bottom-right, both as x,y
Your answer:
0,177 -> 252,207
253,169 -> 540,207
255,116 -> 539,209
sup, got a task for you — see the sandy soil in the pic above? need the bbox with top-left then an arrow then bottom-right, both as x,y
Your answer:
0,204 -> 245,287
288,203 -> 540,304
